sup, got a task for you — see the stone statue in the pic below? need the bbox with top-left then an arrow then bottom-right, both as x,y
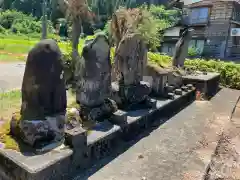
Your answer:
111,33 -> 154,110
75,34 -> 118,122
172,27 -> 194,67
11,39 -> 66,151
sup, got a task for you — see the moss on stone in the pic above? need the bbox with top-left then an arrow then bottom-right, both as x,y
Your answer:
0,120 -> 19,151
0,112 -> 22,151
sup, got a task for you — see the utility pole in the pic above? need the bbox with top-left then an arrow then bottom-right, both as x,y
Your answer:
41,0 -> 47,39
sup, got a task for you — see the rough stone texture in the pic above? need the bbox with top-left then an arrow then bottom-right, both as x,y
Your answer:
15,39 -> 67,149
111,33 -> 153,109
19,115 -> 65,150
21,39 -> 66,120
144,64 -> 169,97
172,28 -> 194,67
75,88 -> 240,180
113,33 -> 147,85
0,147 -> 73,180
183,72 -> 220,99
65,126 -> 87,149
75,34 -> 117,122
167,70 -> 184,88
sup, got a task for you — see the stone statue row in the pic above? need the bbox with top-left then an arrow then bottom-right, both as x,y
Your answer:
10,26 -> 195,152
10,32 -> 155,151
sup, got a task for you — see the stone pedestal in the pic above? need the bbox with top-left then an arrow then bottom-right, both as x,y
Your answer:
183,72 -> 220,100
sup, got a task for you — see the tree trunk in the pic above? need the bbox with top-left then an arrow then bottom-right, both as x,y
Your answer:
41,0 -> 48,40
71,17 -> 81,64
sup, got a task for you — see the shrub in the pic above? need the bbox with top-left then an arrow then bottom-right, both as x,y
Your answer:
0,25 -> 6,34
107,7 -> 162,51
151,54 -> 240,90
0,10 -> 26,29
188,47 -> 199,57
62,43 -> 240,90
185,59 -> 240,90
0,10 -> 54,35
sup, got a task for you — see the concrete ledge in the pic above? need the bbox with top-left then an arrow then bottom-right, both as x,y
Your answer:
183,72 -> 220,100
0,90 -> 196,180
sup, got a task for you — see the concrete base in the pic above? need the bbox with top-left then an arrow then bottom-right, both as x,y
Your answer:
182,72 -> 220,100
0,90 -> 196,180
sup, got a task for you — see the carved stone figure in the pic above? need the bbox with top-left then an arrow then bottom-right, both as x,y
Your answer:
172,27 -> 194,67
11,39 -> 67,151
75,34 -> 118,122
111,33 -> 154,110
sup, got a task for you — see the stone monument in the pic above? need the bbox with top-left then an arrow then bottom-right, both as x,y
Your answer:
172,27 -> 194,67
11,39 -> 67,151
75,34 -> 118,122
111,33 -> 154,110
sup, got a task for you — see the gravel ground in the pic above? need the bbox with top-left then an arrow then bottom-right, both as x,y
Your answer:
0,62 -> 25,92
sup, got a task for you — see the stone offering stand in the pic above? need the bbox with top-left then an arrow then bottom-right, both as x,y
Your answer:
182,72 -> 220,100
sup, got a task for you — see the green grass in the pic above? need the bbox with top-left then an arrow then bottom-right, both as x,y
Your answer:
0,90 -> 76,120
0,35 -> 90,62
0,90 -> 22,120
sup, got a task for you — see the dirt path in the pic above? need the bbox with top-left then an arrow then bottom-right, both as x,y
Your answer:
0,51 -> 27,58
205,99 -> 240,180
0,62 -> 25,92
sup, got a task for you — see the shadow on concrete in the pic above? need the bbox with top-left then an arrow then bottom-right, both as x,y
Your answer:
73,99 -> 194,180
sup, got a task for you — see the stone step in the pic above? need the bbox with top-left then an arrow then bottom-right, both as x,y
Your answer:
74,88 -> 240,180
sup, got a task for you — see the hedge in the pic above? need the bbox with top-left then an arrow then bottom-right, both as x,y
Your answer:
148,53 -> 240,90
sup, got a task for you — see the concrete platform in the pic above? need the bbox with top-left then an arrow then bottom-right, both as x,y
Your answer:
75,88 -> 240,180
183,72 -> 220,100
0,90 -> 196,180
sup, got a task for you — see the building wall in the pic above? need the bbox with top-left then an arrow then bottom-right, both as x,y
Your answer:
203,1 -> 233,57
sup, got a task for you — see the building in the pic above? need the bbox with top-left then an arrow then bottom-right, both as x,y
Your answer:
161,0 -> 240,59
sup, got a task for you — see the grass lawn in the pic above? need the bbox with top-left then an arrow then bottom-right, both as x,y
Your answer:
0,34 -> 92,62
0,89 -> 77,150
0,90 -> 76,120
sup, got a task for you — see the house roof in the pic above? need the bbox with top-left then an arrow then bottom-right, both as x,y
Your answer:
185,0 -> 240,8
185,0 -> 213,8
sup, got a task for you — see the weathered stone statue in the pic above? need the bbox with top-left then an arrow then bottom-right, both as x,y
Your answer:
11,39 -> 66,151
172,27 -> 194,67
75,34 -> 118,122
111,33 -> 154,110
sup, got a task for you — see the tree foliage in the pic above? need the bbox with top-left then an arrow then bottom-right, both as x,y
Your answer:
0,10 -> 54,35
107,5 -> 180,51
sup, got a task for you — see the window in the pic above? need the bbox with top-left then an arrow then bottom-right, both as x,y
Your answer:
189,39 -> 205,54
190,7 -> 209,24
162,44 -> 175,56
233,36 -> 240,46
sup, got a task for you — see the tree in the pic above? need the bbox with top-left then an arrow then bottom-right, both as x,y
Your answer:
57,0 -> 92,63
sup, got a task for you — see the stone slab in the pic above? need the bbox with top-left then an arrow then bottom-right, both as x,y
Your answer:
0,89 -> 196,180
74,88 -> 240,180
65,126 -> 87,149
87,121 -> 121,146
182,72 -> 220,81
182,72 -> 220,99
0,148 -> 73,180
